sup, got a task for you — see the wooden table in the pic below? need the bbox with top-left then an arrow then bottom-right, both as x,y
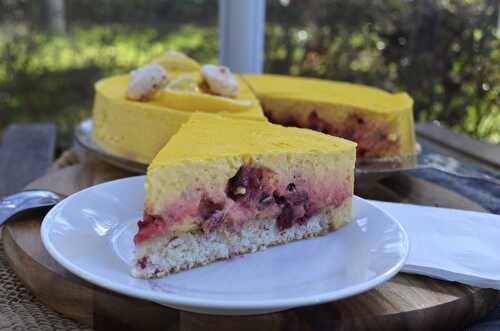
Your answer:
1,122 -> 499,331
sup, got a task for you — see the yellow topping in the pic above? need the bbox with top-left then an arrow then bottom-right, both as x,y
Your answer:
150,112 -> 356,169
243,74 -> 413,114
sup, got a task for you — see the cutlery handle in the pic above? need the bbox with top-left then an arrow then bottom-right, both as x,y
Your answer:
418,153 -> 500,186
0,190 -> 63,226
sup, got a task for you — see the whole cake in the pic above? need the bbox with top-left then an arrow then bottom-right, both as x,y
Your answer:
92,53 -> 265,163
132,113 -> 356,278
91,51 -> 416,164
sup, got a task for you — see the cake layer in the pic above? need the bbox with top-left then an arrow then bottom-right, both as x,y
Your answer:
243,74 -> 416,159
133,199 -> 352,279
139,159 -> 353,243
92,75 -> 265,163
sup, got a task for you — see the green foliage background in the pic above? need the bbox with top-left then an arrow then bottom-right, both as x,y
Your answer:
0,0 -> 498,147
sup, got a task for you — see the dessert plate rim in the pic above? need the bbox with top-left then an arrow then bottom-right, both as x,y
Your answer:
41,176 -> 409,315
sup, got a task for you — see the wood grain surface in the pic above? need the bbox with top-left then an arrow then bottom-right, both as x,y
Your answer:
3,153 -> 499,331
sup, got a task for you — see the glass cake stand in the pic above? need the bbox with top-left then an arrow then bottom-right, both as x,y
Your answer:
75,119 -> 148,173
75,118 -> 500,185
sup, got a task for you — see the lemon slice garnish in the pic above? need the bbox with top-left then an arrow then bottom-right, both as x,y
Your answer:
167,73 -> 203,93
152,72 -> 252,112
156,88 -> 253,113
151,51 -> 201,73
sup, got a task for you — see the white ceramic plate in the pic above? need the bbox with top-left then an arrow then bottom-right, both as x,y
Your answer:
41,176 -> 409,315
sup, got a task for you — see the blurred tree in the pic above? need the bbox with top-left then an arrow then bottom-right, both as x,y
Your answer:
0,1 -> 218,147
0,0 -> 498,147
46,0 -> 65,35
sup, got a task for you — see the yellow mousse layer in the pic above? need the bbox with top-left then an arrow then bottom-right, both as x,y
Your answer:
243,74 -> 416,159
92,75 -> 265,163
145,113 -> 356,234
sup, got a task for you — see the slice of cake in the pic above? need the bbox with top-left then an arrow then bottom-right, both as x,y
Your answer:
243,74 -> 416,160
132,113 -> 356,278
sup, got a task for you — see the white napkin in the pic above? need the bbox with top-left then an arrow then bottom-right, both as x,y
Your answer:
370,200 -> 500,290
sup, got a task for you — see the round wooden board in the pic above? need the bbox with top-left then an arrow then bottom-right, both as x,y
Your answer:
3,154 -> 499,331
